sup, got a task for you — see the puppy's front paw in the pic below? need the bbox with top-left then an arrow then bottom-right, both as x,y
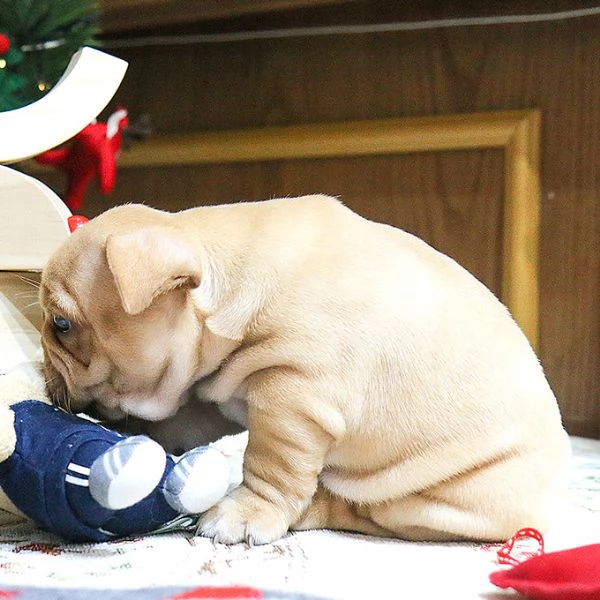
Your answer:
197,485 -> 290,545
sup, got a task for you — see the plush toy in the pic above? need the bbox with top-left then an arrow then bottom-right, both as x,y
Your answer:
34,108 -> 129,211
0,361 -> 247,543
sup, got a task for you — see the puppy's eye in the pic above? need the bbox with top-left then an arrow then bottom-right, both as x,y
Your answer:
52,315 -> 72,334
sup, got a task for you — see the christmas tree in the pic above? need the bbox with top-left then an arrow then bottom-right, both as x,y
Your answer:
0,0 -> 100,112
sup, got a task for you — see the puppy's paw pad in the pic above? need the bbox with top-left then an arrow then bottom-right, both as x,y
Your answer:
197,486 -> 289,545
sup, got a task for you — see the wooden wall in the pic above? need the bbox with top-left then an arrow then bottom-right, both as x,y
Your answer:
36,1 -> 600,437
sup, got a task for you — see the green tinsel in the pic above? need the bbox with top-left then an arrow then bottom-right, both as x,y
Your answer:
0,0 -> 100,111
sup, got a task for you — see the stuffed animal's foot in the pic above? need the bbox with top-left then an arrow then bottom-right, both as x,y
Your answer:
209,431 -> 247,493
89,435 -> 166,510
162,447 -> 230,514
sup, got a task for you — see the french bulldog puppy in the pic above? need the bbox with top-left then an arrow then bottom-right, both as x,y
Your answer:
39,195 -> 570,545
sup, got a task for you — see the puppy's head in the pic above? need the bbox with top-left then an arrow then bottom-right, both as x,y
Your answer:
40,205 -> 203,422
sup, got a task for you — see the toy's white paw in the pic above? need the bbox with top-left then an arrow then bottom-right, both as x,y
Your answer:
163,446 -> 229,514
209,431 -> 247,493
209,430 -> 249,458
89,435 -> 166,509
197,484 -> 290,545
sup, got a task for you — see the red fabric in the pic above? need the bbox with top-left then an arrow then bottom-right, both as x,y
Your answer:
490,544 -> 600,600
169,587 -> 263,599
35,111 -> 128,211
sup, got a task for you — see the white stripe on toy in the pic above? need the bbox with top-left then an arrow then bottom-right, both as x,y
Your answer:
65,474 -> 89,487
67,462 -> 91,476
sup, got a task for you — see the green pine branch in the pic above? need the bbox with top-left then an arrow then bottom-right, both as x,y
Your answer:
0,0 -> 100,111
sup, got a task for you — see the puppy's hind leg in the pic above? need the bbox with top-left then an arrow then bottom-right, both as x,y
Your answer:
292,484 -> 393,538
366,494 -> 499,542
365,445 -> 570,542
293,483 -> 512,542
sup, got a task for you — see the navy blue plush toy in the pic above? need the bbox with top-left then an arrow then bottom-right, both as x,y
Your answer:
0,366 -> 245,542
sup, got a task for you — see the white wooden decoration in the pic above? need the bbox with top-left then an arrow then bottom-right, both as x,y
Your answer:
0,47 -> 128,164
0,47 -> 127,373
0,166 -> 71,270
0,167 -> 71,371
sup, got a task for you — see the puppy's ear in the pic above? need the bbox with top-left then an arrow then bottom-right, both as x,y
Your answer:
106,228 -> 201,315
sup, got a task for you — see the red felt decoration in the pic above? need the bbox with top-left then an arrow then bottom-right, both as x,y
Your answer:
35,108 -> 128,211
497,527 -> 545,566
0,33 -> 10,55
490,544 -> 600,600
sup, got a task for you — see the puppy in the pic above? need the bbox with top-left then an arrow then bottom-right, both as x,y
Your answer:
40,195 -> 570,544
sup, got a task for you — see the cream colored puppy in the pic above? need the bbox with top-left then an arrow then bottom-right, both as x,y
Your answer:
40,195 -> 570,545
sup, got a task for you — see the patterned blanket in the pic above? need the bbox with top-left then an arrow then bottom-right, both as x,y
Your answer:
0,436 -> 597,600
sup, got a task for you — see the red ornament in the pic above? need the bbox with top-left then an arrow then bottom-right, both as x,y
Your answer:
35,108 -> 129,211
0,34 -> 10,56
67,215 -> 89,232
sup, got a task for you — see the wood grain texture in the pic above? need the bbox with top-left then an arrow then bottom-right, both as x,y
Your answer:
98,0 -> 359,32
37,1 -> 600,436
